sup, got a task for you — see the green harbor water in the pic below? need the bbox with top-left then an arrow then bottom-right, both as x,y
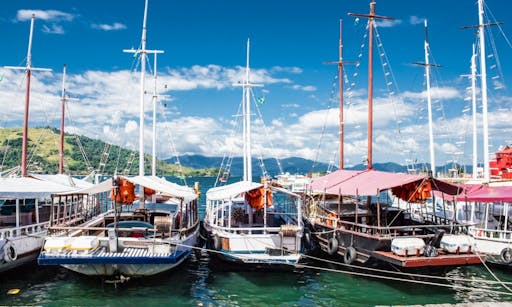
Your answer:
1,176 -> 512,306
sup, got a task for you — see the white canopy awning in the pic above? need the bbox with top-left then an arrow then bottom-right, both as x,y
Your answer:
29,173 -> 93,189
0,177 -> 78,199
206,181 -> 263,201
53,176 -> 197,203
54,178 -> 113,196
127,175 -> 197,202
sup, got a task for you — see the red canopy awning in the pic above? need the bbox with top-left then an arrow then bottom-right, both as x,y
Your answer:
456,184 -> 512,202
309,169 -> 461,197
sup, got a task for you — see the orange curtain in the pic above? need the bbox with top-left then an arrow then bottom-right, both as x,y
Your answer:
391,180 -> 431,203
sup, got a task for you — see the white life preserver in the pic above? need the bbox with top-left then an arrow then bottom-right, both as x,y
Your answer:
3,242 -> 17,262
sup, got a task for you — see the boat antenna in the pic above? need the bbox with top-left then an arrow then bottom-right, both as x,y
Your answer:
348,1 -> 393,170
4,14 -> 51,177
325,20 -> 356,169
412,20 -> 441,178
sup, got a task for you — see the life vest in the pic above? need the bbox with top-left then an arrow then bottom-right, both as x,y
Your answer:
245,187 -> 273,210
110,178 -> 136,204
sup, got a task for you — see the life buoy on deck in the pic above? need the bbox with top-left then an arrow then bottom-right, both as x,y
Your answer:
477,230 -> 483,237
3,242 -> 17,262
327,237 -> 338,255
500,248 -> 512,264
344,246 -> 357,264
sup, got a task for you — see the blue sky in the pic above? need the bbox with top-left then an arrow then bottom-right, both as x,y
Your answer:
1,0 -> 511,171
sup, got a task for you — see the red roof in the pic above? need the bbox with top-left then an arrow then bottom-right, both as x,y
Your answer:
309,169 -> 460,196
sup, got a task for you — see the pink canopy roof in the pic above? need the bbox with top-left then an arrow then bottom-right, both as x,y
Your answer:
456,184 -> 512,202
309,169 -> 460,196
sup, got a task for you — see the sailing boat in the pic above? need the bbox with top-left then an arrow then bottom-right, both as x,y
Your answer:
304,2 -> 481,269
0,15 -> 82,273
203,39 -> 303,267
38,0 -> 200,280
453,0 -> 512,266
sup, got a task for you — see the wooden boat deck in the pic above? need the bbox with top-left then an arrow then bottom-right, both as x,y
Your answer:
371,250 -> 482,267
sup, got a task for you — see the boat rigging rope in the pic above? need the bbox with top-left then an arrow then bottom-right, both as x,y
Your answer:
64,103 -> 94,172
311,74 -> 337,172
156,106 -> 188,186
214,96 -> 243,186
250,88 -> 283,176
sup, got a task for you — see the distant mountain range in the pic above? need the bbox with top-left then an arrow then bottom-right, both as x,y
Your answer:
166,155 -> 431,176
0,127 -> 469,177
168,154 -> 472,177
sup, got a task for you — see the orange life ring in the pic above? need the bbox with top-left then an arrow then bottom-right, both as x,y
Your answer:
477,230 -> 483,237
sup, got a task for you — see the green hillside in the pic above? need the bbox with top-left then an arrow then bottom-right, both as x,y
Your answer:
0,127 -> 216,176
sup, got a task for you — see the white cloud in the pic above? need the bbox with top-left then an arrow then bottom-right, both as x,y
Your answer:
91,22 -> 127,31
375,19 -> 402,28
16,9 -> 75,22
42,24 -> 64,34
290,84 -> 316,92
124,120 -> 138,134
271,66 -> 302,74
1,64 -> 509,168
402,86 -> 460,100
409,16 -> 425,25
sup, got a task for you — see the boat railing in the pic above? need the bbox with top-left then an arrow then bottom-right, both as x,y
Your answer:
48,218 -> 200,240
318,213 -> 468,238
471,227 -> 512,241
0,221 -> 48,239
212,224 -> 285,235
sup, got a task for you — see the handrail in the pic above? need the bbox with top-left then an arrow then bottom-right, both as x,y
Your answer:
0,221 -> 48,239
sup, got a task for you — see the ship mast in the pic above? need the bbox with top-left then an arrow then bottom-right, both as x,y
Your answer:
349,2 -> 392,170
478,0 -> 490,181
462,0 -> 501,181
59,64 -> 67,174
151,54 -> 158,177
413,20 -> 441,177
124,0 -> 163,179
337,21 -> 345,169
4,14 -> 51,177
235,39 -> 262,182
470,44 -> 478,179
325,20 -> 355,169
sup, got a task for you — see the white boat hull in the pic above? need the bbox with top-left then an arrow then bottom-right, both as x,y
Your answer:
0,224 -> 47,273
40,228 -> 199,277
472,235 -> 512,265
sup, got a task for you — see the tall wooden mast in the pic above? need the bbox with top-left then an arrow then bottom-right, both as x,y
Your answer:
4,14 -> 51,177
349,2 -> 392,170
326,20 -> 355,169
